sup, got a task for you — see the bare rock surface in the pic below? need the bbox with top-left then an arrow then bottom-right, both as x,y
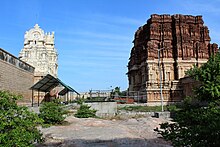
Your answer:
37,116 -> 172,147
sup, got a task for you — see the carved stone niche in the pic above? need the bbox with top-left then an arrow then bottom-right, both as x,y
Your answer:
163,14 -> 172,22
163,24 -> 172,38
150,14 -> 161,23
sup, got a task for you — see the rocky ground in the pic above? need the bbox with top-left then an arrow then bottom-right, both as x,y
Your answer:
37,115 -> 172,147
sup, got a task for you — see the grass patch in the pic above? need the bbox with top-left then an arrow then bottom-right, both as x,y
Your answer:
119,104 -> 183,112
118,105 -> 168,112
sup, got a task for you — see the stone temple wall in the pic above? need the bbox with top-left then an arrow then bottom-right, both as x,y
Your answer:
0,48 -> 34,101
127,14 -> 218,103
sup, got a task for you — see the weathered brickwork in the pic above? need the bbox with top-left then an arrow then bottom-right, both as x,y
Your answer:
127,14 -> 218,104
0,48 -> 34,101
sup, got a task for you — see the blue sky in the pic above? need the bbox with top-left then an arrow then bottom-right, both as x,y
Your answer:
1,0 -> 220,92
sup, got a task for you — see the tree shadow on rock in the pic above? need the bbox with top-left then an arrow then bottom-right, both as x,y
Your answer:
36,137 -> 172,147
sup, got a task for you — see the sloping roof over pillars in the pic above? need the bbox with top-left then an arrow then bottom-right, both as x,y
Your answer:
30,74 -> 79,95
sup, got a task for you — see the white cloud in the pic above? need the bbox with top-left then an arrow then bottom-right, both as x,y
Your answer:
58,38 -> 130,49
89,13 -> 145,26
58,30 -> 131,42
181,1 -> 220,14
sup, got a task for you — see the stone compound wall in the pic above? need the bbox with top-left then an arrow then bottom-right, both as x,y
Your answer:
180,76 -> 201,98
127,14 -> 218,104
0,48 -> 34,102
87,102 -> 117,117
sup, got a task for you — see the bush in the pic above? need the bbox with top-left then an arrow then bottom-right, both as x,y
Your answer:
76,96 -> 85,105
75,104 -> 97,118
155,101 -> 220,146
186,53 -> 220,101
0,91 -> 43,146
39,99 -> 67,124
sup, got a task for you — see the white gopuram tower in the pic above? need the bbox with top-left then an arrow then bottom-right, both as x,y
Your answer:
19,24 -> 58,83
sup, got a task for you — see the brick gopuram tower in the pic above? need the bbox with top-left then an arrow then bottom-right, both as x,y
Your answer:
127,14 -> 218,104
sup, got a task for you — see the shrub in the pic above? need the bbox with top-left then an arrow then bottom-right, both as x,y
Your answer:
155,101 -> 220,146
76,96 -> 85,105
0,91 -> 43,146
39,99 -> 67,124
75,104 -> 97,118
186,53 -> 220,101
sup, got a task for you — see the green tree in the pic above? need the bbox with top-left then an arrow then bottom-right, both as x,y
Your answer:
111,86 -> 122,97
0,91 -> 43,147
39,99 -> 67,124
155,53 -> 220,146
186,53 -> 220,101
